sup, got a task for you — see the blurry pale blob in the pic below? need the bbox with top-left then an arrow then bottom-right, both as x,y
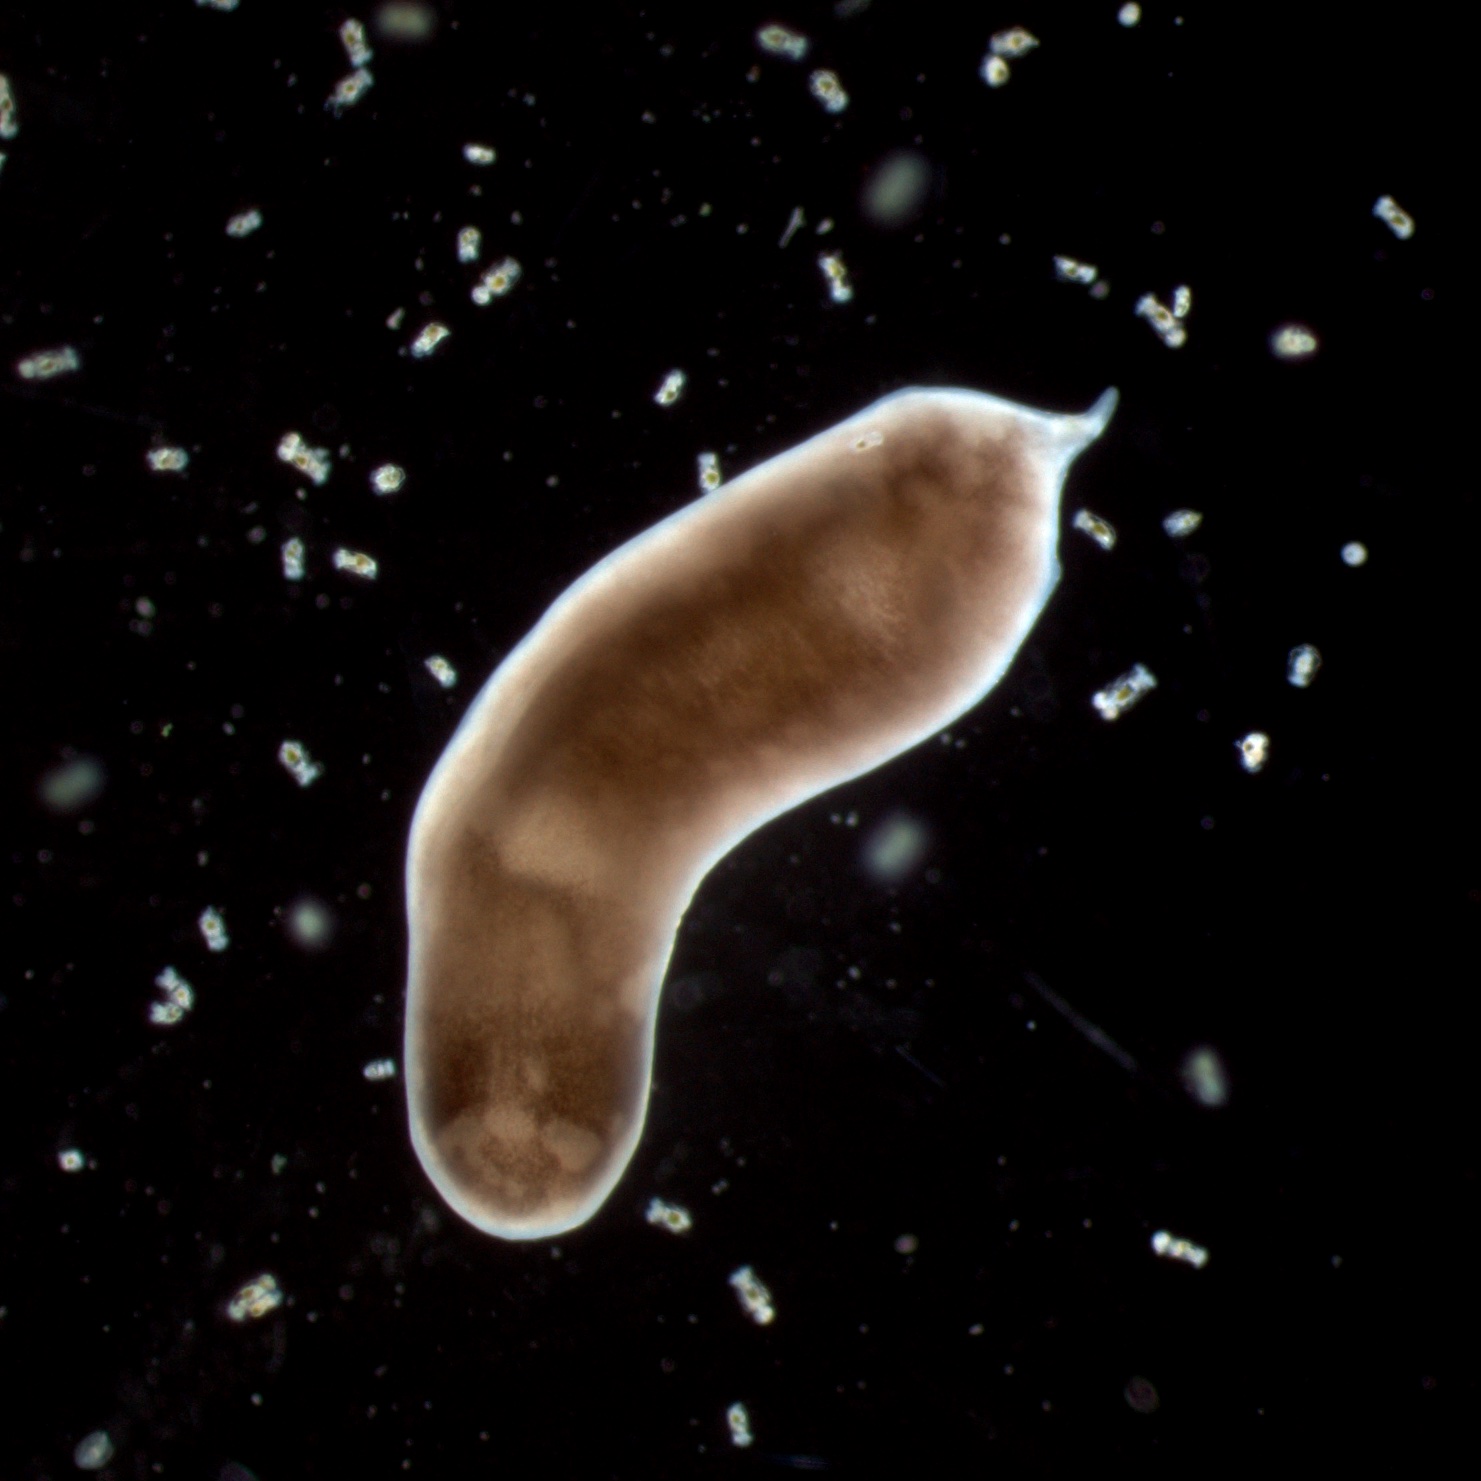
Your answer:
404,384 -> 1118,1239
861,811 -> 931,884
1180,1044 -> 1231,1107
860,150 -> 932,230
38,753 -> 106,814
285,895 -> 336,951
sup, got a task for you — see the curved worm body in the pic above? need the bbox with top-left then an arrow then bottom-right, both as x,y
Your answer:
404,385 -> 1117,1238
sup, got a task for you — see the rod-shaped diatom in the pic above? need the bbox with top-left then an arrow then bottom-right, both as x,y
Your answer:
404,384 -> 1118,1239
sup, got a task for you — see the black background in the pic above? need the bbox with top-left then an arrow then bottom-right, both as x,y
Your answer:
1,2 -> 1470,1476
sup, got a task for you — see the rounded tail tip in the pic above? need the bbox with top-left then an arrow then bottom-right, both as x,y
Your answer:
1080,386 -> 1119,440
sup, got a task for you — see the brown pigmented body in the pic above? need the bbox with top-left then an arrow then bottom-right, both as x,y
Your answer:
405,385 -> 1116,1238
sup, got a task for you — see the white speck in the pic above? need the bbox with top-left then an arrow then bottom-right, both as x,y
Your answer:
340,18 -> 373,67
409,321 -> 450,357
327,67 -> 374,115
809,69 -> 849,114
728,1265 -> 776,1325
1372,194 -> 1414,240
1180,1045 -> 1230,1107
281,537 -> 306,581
385,306 -> 406,331
1136,290 -> 1189,348
819,251 -> 853,302
471,256 -> 521,304
363,1057 -> 397,1081
697,451 -> 722,491
225,208 -> 263,238
73,1431 -> 114,1471
1286,643 -> 1322,688
149,965 -> 195,1026
1118,2 -> 1142,25
1151,1229 -> 1208,1269
1341,541 -> 1368,567
861,812 -> 930,883
16,345 -> 80,380
227,1273 -> 284,1322
645,1197 -> 693,1234
1162,509 -> 1202,538
1073,508 -> 1117,550
286,896 -> 335,950
1235,731 -> 1270,773
980,54 -> 1010,87
654,369 -> 686,406
756,25 -> 809,61
424,655 -> 458,688
278,740 -> 324,787
277,431 -> 331,485
1092,662 -> 1157,721
463,142 -> 496,165
726,1402 -> 754,1448
58,1148 -> 86,1172
370,462 -> 405,494
146,445 -> 190,473
1270,323 -> 1319,359
991,26 -> 1040,58
199,905 -> 229,952
1054,255 -> 1098,285
332,547 -> 378,579
456,225 -> 482,263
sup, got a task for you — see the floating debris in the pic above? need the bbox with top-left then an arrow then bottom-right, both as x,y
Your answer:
1054,255 -> 1098,285
1073,509 -> 1117,550
1270,323 -> 1319,360
0,73 -> 18,139
281,537 -> 306,581
809,69 -> 849,114
327,68 -> 374,115
861,150 -> 931,229
277,740 -> 324,788
1180,1045 -> 1230,1107
697,451 -> 722,491
1092,662 -> 1157,721
146,445 -> 190,473
756,25 -> 809,61
370,462 -> 405,494
1118,3 -> 1142,25
363,1057 -> 397,1081
980,53 -> 1010,87
728,1264 -> 776,1325
73,1431 -> 114,1472
225,208 -> 263,238
286,896 -> 335,950
38,754 -> 106,814
195,0 -> 239,9
340,17 -> 373,67
424,655 -> 458,688
199,905 -> 230,952
726,1402 -> 754,1448
462,142 -> 496,165
1341,541 -> 1368,567
409,321 -> 451,358
1136,287 -> 1191,348
277,431 -> 331,486
16,345 -> 80,380
227,1273 -> 284,1322
332,547 -> 379,579
645,1197 -> 693,1234
991,26 -> 1040,58
1372,194 -> 1414,240
819,251 -> 853,303
1151,1229 -> 1208,1270
58,1148 -> 86,1172
149,965 -> 195,1026
654,369 -> 686,406
1235,730 -> 1270,773
861,811 -> 929,884
471,257 -> 520,304
1162,509 -> 1202,538
1286,643 -> 1322,688
456,225 -> 482,263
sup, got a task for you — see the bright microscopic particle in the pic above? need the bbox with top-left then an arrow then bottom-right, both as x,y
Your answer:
409,321 -> 451,357
327,68 -> 374,114
1341,541 -> 1368,567
403,384 -> 1118,1240
697,451 -> 722,491
861,812 -> 929,884
149,965 -> 196,1026
278,740 -> 325,787
471,257 -> 521,304
363,1058 -> 398,1081
1180,1045 -> 1230,1107
281,537 -> 306,581
457,225 -> 482,263
980,54 -> 1011,87
1271,323 -> 1319,359
809,69 -> 849,113
991,26 -> 1040,57
1286,643 -> 1322,688
146,445 -> 190,473
756,25 -> 809,61
1135,290 -> 1189,348
861,150 -> 931,229
654,368 -> 687,406
227,1273 -> 284,1322
1151,1229 -> 1209,1269
727,1403 -> 754,1448
463,142 -> 496,165
59,1148 -> 86,1172
1235,731 -> 1270,773
378,2 -> 438,42
73,1431 -> 114,1472
1372,194 -> 1415,240
340,18 -> 373,66
1119,3 -> 1142,25
332,547 -> 379,579
1073,508 -> 1117,550
371,462 -> 406,494
38,755 -> 106,814
819,251 -> 853,303
1092,662 -> 1157,720
425,655 -> 458,688
729,1265 -> 777,1325
16,345 -> 80,380
277,431 -> 332,485
644,1197 -> 693,1234
0,73 -> 18,138
199,906 -> 230,952
1162,508 -> 1202,538
225,208 -> 263,238
287,896 -> 335,950
1054,255 -> 1098,285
